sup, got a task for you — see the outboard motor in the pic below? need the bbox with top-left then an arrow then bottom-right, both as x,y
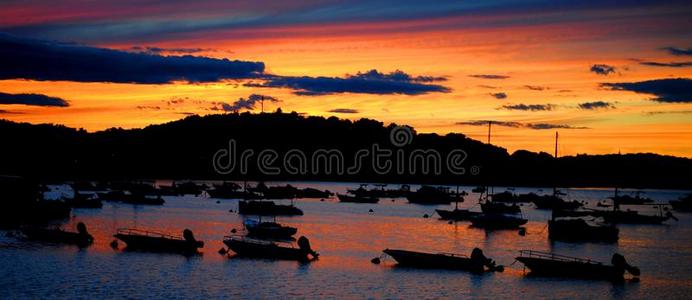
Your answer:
297,236 -> 319,260
76,222 -> 94,245
183,229 -> 204,248
470,248 -> 491,273
612,253 -> 640,277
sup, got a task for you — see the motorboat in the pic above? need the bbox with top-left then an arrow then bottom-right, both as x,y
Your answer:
223,235 -> 318,261
515,250 -> 640,281
114,228 -> 204,253
382,248 -> 503,273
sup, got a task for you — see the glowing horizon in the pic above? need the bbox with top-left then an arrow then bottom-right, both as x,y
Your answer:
1,0 -> 690,157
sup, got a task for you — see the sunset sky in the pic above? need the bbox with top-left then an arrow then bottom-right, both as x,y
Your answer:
0,0 -> 690,156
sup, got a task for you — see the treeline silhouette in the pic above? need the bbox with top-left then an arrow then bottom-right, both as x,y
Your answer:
0,111 -> 690,189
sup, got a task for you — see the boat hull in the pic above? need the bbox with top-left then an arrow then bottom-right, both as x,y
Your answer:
435,209 -> 480,221
548,220 -> 618,242
223,238 -> 311,261
470,214 -> 528,229
114,234 -> 202,253
383,249 -> 485,272
22,228 -> 93,247
337,194 -> 379,203
516,257 -> 624,280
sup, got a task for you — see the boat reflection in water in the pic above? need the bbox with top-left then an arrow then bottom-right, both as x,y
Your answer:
114,228 -> 204,254
223,235 -> 319,262
516,250 -> 640,282
382,248 -> 503,273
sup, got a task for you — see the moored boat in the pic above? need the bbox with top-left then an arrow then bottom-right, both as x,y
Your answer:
470,213 -> 527,229
337,194 -> 379,203
382,248 -> 503,273
114,228 -> 204,253
223,235 -> 318,261
515,250 -> 640,281
435,208 -> 481,221
480,201 -> 521,214
63,192 -> 103,208
531,194 -> 582,210
244,219 -> 297,239
238,200 -> 303,216
406,186 -> 462,205
548,218 -> 618,242
21,222 -> 94,247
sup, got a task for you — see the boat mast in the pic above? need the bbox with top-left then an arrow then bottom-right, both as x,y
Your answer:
553,131 -> 558,196
486,121 -> 492,202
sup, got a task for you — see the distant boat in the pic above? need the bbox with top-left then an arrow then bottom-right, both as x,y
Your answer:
515,250 -> 640,281
63,192 -> 103,208
337,194 -> 379,203
121,193 -> 165,205
296,187 -> 333,199
21,222 -> 94,247
609,190 -> 654,205
238,200 -> 303,216
436,189 -> 479,221
669,193 -> 692,212
435,208 -> 481,221
114,228 -> 204,253
602,209 -> 676,224
492,191 -> 525,203
223,235 -> 318,261
480,201 -> 521,214
383,248 -> 503,273
244,219 -> 297,239
529,193 -> 582,210
348,184 -> 410,198
471,186 -> 486,194
406,185 -> 462,205
548,215 -> 618,242
96,191 -> 164,205
470,213 -> 527,229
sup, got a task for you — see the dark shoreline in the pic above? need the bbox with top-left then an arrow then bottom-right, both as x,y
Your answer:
2,112 -> 691,190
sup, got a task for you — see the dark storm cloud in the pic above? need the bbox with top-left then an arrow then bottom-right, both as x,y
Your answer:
0,92 -> 69,107
662,47 -> 692,56
490,92 -> 507,99
0,34 -> 265,84
639,61 -> 692,67
590,64 -> 616,75
456,120 -> 587,130
212,94 -> 280,112
500,103 -> 555,111
469,74 -> 510,80
247,70 -> 451,96
328,108 -> 359,114
578,101 -> 615,110
601,78 -> 692,103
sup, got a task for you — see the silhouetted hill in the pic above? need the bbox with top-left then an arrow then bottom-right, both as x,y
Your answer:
1,111 -> 690,189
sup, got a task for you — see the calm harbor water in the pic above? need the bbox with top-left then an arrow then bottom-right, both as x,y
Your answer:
1,182 -> 691,299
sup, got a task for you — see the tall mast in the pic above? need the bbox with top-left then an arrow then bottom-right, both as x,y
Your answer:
487,121 -> 492,144
553,131 -> 558,196
554,131 -> 559,158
